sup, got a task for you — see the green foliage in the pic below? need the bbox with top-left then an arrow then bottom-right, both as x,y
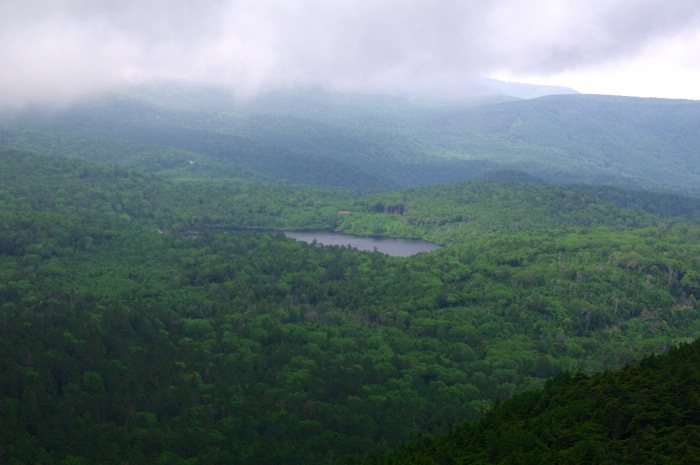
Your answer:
339,180 -> 700,246
361,340 -> 700,465
3,148 -> 700,464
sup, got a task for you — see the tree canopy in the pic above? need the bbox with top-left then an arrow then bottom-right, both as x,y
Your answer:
2,148 -> 700,464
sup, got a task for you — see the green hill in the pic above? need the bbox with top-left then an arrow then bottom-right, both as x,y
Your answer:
424,94 -> 700,195
360,339 -> 700,464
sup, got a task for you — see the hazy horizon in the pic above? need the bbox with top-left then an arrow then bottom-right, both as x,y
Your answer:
2,1 -> 700,108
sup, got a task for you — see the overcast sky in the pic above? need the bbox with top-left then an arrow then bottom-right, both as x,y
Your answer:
2,0 -> 700,108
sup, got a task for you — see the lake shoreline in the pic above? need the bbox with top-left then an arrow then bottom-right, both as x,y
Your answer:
181,227 -> 440,257
284,230 -> 440,257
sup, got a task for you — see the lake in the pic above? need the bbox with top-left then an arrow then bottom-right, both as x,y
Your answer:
284,230 -> 439,257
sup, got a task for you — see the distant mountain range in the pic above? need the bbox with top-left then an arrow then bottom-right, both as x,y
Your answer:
1,81 -> 699,196
471,77 -> 579,99
365,76 -> 579,100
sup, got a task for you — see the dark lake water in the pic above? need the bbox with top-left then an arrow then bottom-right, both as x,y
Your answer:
284,230 -> 439,257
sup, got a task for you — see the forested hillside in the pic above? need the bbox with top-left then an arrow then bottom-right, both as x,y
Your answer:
360,339 -> 700,464
2,85 -> 700,195
422,94 -> 700,195
3,148 -> 700,464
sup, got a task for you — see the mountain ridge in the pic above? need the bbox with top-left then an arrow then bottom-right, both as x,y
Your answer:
2,85 -> 699,196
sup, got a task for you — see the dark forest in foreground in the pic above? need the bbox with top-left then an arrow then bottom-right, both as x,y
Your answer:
361,339 -> 700,465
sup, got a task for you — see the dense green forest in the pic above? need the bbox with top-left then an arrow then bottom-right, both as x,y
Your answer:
3,145 -> 700,464
360,339 -> 700,464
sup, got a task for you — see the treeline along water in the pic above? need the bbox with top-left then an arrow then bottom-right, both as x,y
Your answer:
284,230 -> 440,256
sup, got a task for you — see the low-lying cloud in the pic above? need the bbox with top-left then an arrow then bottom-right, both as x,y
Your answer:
2,0 -> 700,107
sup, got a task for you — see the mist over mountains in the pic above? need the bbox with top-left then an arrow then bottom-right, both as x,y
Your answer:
1,81 -> 698,197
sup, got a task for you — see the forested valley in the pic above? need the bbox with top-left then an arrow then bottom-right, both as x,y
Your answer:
3,87 -> 700,464
3,145 -> 700,464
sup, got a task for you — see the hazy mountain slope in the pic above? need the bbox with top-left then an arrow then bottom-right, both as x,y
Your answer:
424,95 -> 700,194
0,98 -> 392,188
0,92 -> 497,188
1,86 -> 700,194
0,128 -> 262,179
477,77 -> 578,99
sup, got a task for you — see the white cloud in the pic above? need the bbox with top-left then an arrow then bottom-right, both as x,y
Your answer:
2,0 -> 700,107
495,25 -> 700,99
